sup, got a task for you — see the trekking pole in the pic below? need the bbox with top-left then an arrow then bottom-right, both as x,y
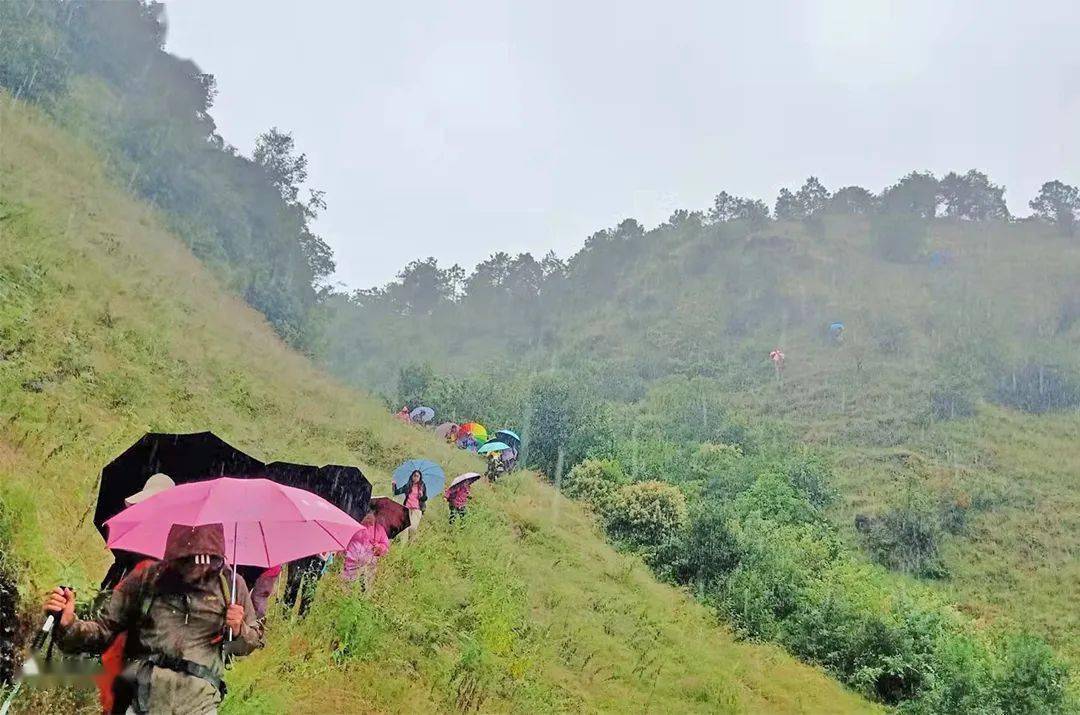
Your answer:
0,681 -> 22,715
30,613 -> 56,651
32,584 -> 69,652
2,587 -> 69,715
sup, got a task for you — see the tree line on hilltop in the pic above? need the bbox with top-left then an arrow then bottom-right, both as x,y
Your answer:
3,0 -> 1079,352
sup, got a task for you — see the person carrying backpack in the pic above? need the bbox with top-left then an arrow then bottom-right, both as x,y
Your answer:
42,523 -> 262,714
96,473 -> 176,712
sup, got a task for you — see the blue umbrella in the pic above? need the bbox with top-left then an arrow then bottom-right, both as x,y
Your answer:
493,430 -> 521,449
477,441 -> 511,455
392,459 -> 445,495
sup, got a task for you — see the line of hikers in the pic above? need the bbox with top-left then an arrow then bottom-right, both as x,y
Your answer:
394,409 -> 521,473
29,458 -> 489,714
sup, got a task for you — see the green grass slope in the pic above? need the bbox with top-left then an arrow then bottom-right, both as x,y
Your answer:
0,99 -> 875,712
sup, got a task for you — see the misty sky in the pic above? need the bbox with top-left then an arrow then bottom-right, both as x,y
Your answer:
162,1 -> 1080,290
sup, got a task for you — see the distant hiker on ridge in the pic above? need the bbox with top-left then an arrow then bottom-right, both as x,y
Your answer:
770,348 -> 785,380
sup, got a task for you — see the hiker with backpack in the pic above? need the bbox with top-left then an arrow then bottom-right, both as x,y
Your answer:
95,473 -> 176,713
42,523 -> 262,714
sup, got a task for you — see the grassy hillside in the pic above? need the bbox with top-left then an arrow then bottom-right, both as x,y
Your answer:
326,204 -> 1080,668
0,98 -> 874,712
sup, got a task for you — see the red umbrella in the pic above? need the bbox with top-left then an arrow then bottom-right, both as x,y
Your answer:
369,496 -> 411,540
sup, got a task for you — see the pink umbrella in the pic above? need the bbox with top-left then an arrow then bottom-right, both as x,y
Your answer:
105,477 -> 361,568
106,477 -> 361,639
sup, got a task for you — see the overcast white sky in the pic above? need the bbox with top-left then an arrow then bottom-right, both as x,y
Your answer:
162,1 -> 1080,289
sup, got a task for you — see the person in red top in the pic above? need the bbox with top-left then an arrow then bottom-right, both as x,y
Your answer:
97,473 -> 174,713
393,470 -> 427,544
96,559 -> 154,713
445,480 -> 473,523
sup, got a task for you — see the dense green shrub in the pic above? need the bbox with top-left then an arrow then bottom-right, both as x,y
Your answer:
783,452 -> 837,508
862,493 -> 947,578
990,634 -> 1071,714
605,481 -> 688,552
612,435 -> 690,482
553,438 -> 1074,711
561,458 -> 626,517
732,470 -> 822,525
903,633 -> 996,714
719,517 -> 830,640
687,443 -> 743,477
659,502 -> 742,590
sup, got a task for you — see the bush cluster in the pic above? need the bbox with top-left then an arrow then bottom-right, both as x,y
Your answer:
561,448 -> 1072,711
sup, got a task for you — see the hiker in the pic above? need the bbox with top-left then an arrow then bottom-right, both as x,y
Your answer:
769,348 -> 785,380
235,565 -> 281,620
393,469 -> 427,543
43,523 -> 262,714
394,406 -> 411,422
445,479 -> 473,523
341,513 -> 389,589
283,554 -> 329,616
499,446 -> 517,471
485,452 -> 506,481
828,322 -> 845,344
97,473 -> 175,713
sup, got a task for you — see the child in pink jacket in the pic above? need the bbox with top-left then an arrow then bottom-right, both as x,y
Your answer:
445,480 -> 473,523
342,513 -> 389,589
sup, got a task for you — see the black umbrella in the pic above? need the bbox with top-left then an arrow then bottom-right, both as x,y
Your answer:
94,432 -> 264,537
263,462 -> 372,523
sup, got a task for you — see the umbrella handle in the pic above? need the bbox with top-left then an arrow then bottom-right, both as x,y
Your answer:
228,524 -> 238,642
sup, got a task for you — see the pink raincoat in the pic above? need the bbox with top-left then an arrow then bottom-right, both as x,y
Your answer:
445,482 -> 472,509
342,522 -> 389,582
